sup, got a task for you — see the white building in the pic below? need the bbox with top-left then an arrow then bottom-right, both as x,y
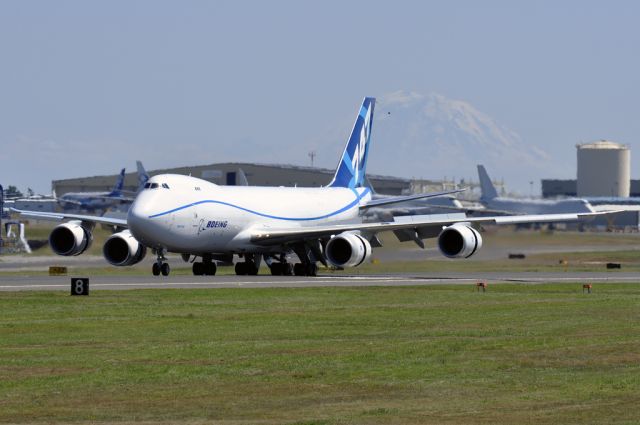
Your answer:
577,140 -> 630,197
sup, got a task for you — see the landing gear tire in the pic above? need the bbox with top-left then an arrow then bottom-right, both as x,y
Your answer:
270,263 -> 283,276
235,262 -> 247,276
153,249 -> 168,277
294,263 -> 305,276
293,262 -> 317,276
306,263 -> 318,277
236,261 -> 258,275
247,262 -> 259,276
205,262 -> 217,276
194,261 -> 217,276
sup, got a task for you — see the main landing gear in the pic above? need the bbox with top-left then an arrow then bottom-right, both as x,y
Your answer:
293,262 -> 317,277
267,251 -> 318,277
233,249 -> 320,277
234,254 -> 260,276
152,249 -> 170,276
192,254 -> 217,276
268,254 -> 293,276
291,244 -> 320,277
270,261 -> 293,276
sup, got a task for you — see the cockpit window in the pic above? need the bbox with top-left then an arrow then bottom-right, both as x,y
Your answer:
144,182 -> 168,190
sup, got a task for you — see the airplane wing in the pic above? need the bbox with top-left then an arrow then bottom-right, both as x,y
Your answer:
90,195 -> 136,202
55,198 -> 84,206
250,211 -> 616,246
10,208 -> 128,227
360,189 -> 466,209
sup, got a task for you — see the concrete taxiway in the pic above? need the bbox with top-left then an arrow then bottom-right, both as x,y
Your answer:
0,272 -> 638,291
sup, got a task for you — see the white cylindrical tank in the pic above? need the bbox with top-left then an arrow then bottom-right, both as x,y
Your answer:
577,140 -> 630,197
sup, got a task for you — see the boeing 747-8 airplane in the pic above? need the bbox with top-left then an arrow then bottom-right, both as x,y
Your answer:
14,97 -> 609,277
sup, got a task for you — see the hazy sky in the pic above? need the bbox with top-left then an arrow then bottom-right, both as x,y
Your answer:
1,0 -> 639,193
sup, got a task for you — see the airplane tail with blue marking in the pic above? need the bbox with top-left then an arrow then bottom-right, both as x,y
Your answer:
329,97 -> 375,189
136,161 -> 150,191
108,168 -> 126,196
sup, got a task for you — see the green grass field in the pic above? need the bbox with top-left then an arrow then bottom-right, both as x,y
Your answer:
1,284 -> 639,424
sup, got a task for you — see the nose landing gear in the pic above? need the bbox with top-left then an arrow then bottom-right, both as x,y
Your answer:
152,249 -> 170,276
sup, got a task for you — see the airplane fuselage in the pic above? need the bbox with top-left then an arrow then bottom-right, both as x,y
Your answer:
59,192 -> 125,210
127,174 -> 371,254
484,197 -> 595,215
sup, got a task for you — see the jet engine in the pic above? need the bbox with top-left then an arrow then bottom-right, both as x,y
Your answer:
49,221 -> 92,256
325,232 -> 372,268
437,224 -> 483,259
103,230 -> 147,266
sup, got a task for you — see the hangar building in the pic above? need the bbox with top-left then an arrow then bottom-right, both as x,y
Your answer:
52,163 -> 412,196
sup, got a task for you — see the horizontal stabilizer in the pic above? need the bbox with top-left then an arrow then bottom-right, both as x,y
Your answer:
360,189 -> 466,209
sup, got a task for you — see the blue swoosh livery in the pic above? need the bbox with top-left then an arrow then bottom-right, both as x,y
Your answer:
149,188 -> 371,221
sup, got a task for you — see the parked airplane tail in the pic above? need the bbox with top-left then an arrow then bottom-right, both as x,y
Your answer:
237,168 -> 249,186
109,168 -> 126,196
477,165 -> 499,201
136,161 -> 150,190
328,97 -> 375,189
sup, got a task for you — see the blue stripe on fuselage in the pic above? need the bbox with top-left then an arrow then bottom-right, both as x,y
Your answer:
148,188 -> 370,221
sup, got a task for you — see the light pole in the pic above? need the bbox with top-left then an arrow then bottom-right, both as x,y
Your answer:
529,181 -> 534,198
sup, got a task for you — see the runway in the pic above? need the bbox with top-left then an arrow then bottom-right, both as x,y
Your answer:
0,272 -> 638,291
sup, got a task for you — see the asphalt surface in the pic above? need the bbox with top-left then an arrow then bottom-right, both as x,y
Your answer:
1,272 -> 638,291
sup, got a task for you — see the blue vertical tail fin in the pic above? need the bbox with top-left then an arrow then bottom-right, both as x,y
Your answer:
109,168 -> 126,196
477,165 -> 498,201
328,97 -> 375,188
136,161 -> 150,191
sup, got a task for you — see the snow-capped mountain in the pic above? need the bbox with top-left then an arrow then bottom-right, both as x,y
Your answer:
368,90 -> 557,193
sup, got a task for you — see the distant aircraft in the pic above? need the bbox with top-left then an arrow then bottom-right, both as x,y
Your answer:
236,168 -> 249,186
136,161 -> 150,191
362,177 -> 465,221
56,163 -> 150,212
56,168 -> 131,212
14,97 -> 608,277
477,165 -> 595,215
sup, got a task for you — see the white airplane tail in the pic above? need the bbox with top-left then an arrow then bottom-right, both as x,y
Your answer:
328,97 -> 375,189
477,165 -> 499,201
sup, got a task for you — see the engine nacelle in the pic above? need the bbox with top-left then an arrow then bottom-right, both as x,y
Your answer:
325,232 -> 372,268
49,221 -> 92,256
437,224 -> 483,258
103,230 -> 147,266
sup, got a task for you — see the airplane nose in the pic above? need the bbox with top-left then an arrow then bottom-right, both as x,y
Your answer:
127,199 -> 152,234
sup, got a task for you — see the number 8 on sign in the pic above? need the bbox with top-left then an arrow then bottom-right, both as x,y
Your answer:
71,278 -> 89,296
